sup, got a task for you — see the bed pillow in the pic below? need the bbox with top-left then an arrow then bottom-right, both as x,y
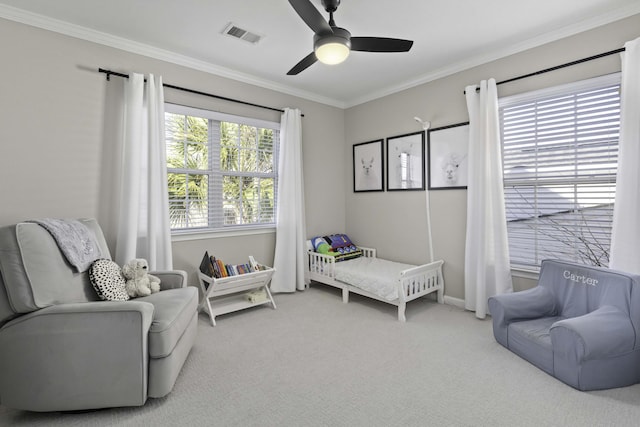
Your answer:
311,234 -> 363,261
325,234 -> 358,254
311,236 -> 331,253
89,259 -> 130,301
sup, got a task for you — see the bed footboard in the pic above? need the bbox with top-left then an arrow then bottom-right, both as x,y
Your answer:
397,260 -> 444,321
400,260 -> 444,302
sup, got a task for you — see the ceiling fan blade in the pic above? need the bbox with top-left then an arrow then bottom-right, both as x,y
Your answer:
287,52 -> 318,75
288,0 -> 333,35
351,37 -> 414,53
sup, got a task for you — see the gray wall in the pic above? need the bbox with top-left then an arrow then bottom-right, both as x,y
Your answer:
1,13 -> 639,297
0,17 -> 345,282
345,14 -> 640,301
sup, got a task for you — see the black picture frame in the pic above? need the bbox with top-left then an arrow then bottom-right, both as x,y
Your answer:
427,122 -> 470,190
353,139 -> 384,192
386,131 -> 425,191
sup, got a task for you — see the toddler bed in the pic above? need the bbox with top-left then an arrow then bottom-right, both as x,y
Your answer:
306,234 -> 444,321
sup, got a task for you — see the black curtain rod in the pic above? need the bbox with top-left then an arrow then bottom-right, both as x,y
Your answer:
98,68 -> 303,116
465,47 -> 626,93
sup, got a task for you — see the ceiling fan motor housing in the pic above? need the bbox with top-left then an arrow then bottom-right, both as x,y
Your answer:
314,27 -> 351,50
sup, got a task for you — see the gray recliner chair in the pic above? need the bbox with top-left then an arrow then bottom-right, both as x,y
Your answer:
488,259 -> 640,391
0,219 -> 198,412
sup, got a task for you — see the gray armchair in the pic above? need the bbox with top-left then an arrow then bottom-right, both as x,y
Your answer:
0,219 -> 198,412
488,259 -> 640,391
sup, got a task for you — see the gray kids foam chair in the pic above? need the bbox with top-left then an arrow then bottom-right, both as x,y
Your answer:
0,219 -> 198,412
488,259 -> 640,391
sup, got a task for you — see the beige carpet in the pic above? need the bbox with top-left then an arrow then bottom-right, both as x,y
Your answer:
2,284 -> 640,426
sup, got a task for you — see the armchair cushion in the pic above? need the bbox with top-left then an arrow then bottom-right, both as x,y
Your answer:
89,259 -> 129,301
508,316 -> 564,374
139,286 -> 198,358
0,220 -> 110,316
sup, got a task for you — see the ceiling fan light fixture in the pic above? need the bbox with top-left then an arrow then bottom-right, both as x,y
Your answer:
314,28 -> 351,65
315,41 -> 350,64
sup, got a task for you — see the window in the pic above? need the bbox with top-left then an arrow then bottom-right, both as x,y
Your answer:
500,73 -> 620,269
164,104 -> 279,232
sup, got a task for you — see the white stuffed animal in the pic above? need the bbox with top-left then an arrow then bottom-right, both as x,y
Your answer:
122,258 -> 161,298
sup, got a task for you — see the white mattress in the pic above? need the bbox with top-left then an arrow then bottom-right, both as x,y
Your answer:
333,257 -> 415,301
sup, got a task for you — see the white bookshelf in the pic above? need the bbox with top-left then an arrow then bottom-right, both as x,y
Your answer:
197,266 -> 276,326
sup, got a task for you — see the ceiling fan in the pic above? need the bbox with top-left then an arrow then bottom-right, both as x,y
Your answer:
287,0 -> 414,75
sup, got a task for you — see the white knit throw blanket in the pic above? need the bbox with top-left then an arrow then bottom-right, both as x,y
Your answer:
28,219 -> 103,272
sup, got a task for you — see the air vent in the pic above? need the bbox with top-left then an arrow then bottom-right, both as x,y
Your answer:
223,23 -> 262,44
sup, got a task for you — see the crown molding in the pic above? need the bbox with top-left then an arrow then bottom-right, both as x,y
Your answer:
1,2 -> 638,110
0,4 -> 347,109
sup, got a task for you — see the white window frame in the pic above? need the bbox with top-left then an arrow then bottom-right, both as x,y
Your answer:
499,73 -> 621,270
165,103 -> 279,238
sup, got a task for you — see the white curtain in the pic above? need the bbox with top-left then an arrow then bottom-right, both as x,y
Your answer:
610,38 -> 640,273
271,108 -> 308,293
113,73 -> 173,270
464,79 -> 513,319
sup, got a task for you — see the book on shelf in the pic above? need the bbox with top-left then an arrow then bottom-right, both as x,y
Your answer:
200,253 -> 267,280
248,255 -> 269,271
199,251 -> 214,289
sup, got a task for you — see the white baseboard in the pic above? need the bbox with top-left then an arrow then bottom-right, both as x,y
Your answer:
443,295 -> 465,309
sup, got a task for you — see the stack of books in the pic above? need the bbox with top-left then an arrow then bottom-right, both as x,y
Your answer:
199,252 -> 263,280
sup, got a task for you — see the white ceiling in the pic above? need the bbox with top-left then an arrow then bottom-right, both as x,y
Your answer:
1,0 -> 639,108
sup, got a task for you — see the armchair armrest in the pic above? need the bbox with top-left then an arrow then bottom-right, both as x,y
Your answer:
0,301 -> 154,412
489,286 -> 556,323
488,286 -> 556,347
152,270 -> 187,290
550,305 -> 635,363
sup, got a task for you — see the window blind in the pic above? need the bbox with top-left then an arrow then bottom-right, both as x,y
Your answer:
499,73 -> 620,269
165,103 -> 279,233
